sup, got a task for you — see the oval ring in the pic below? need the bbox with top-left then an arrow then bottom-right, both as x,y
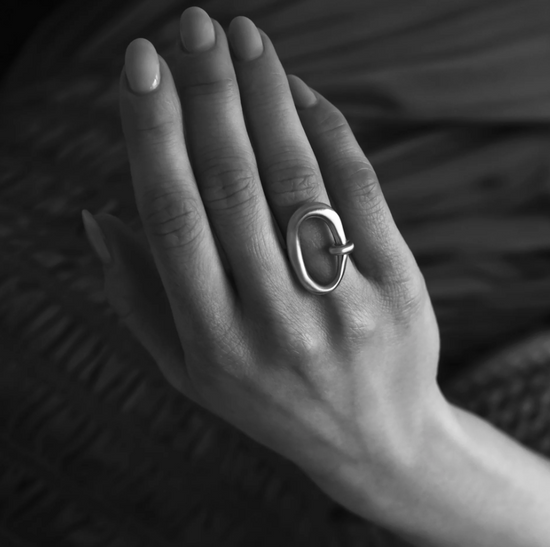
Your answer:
286,202 -> 354,295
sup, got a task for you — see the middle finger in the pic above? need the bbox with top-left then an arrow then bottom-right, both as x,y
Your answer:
176,7 -> 283,293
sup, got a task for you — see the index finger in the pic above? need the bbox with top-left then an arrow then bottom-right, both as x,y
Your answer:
119,38 -> 238,342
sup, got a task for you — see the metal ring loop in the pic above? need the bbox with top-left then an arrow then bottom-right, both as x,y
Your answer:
286,202 -> 353,295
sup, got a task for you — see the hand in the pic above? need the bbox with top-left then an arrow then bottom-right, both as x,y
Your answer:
85,6 -> 449,516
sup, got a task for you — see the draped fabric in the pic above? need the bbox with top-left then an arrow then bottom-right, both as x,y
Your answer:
1,0 -> 550,545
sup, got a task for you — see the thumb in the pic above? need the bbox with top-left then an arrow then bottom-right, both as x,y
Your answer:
81,210 -> 200,403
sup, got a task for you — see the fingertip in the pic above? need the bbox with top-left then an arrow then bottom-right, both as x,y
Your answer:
228,16 -> 264,61
124,38 -> 161,94
179,6 -> 216,53
287,74 -> 318,109
119,49 -> 182,149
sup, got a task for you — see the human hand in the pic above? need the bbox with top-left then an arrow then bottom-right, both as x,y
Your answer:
83,6 -> 451,516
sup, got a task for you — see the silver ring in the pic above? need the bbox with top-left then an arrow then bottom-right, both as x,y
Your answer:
286,202 -> 354,295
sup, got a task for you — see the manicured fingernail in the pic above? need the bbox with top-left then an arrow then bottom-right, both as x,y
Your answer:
125,38 -> 160,94
288,75 -> 318,109
180,7 -> 216,53
82,210 -> 112,266
228,16 -> 263,61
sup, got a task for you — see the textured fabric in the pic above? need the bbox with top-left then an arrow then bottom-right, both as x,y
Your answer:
1,0 -> 550,545
446,329 -> 550,458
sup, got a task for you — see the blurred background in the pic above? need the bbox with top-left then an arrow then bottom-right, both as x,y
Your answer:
3,0 -> 69,82
1,0 -> 550,545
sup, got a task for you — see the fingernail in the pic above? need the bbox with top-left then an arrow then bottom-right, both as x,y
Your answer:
82,210 -> 112,266
228,16 -> 263,61
288,75 -> 317,109
180,7 -> 216,53
125,38 -> 160,94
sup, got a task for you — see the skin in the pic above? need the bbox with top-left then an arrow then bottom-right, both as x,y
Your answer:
114,8 -> 445,478
87,7 -> 550,546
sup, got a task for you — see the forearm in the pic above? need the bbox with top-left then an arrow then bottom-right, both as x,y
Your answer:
426,404 -> 550,545
307,395 -> 550,547
388,403 -> 550,547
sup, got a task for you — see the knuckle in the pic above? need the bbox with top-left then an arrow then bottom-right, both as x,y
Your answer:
200,162 -> 259,214
318,108 -> 350,138
134,119 -> 178,147
267,163 -> 321,208
130,96 -> 182,148
324,289 -> 379,354
314,107 -> 384,212
141,187 -> 204,252
286,330 -> 322,366
248,77 -> 288,109
251,312 -> 323,370
377,267 -> 428,327
278,335 -> 322,374
270,320 -> 323,369
342,306 -> 378,348
339,160 -> 383,212
180,77 -> 235,101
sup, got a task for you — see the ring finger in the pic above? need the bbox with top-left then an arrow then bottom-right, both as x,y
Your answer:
227,17 -> 341,285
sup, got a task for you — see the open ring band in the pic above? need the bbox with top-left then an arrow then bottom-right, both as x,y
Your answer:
286,202 -> 354,295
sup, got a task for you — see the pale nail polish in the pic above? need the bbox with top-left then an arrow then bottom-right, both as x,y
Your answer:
288,75 -> 317,109
228,16 -> 263,61
125,38 -> 160,94
82,210 -> 112,266
180,7 -> 216,53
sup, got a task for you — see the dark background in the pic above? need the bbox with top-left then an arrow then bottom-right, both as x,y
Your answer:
3,0 -> 69,83
2,1 -> 550,545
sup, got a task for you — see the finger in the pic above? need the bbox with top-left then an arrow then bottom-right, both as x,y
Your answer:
119,38 -> 237,341
175,8 -> 284,293
288,75 -> 420,289
226,18 -> 346,287
84,211 -> 203,404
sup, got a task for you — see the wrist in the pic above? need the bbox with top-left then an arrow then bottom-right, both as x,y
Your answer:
305,392 -> 550,547
303,386 -> 457,527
